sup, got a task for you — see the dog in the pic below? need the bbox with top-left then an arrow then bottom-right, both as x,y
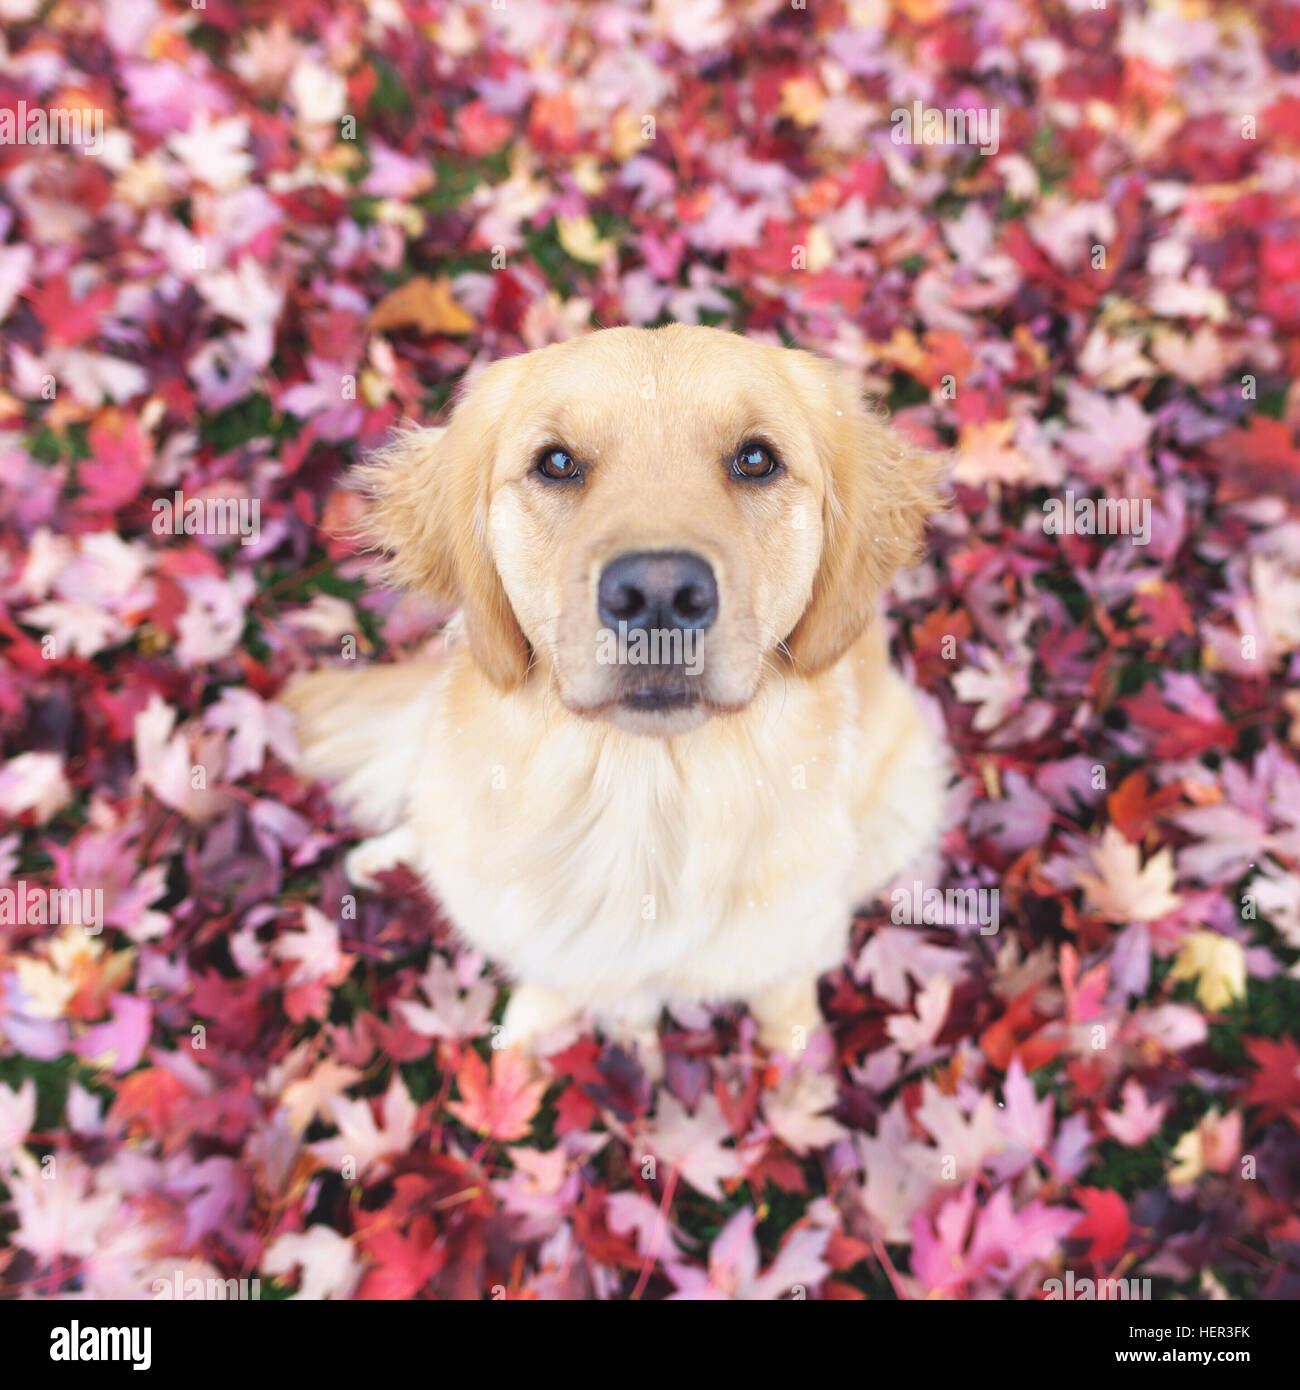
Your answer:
281,324 -> 949,1056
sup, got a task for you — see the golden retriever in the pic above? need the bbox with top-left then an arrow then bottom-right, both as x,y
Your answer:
281,324 -> 948,1056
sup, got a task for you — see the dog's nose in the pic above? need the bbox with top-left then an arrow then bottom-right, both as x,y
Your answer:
597,550 -> 719,633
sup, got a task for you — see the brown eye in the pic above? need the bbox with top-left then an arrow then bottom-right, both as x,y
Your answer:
732,441 -> 780,480
536,446 -> 581,482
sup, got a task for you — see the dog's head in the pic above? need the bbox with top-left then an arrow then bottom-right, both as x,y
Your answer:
360,324 -> 945,734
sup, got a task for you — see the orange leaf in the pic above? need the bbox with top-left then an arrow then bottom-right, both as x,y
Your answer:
111,1067 -> 189,1145
448,1048 -> 547,1142
367,276 -> 476,337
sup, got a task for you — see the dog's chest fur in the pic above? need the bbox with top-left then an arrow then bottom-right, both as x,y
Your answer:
403,633 -> 940,1006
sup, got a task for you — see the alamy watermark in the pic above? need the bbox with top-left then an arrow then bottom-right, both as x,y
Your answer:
595,622 -> 705,676
1,883 -> 102,934
1043,491 -> 1151,546
0,101 -> 104,155
50,1323 -> 150,1370
152,491 -> 261,547
891,880 -> 999,935
891,101 -> 999,156
151,1271 -> 261,1300
1044,1271 -> 1152,1301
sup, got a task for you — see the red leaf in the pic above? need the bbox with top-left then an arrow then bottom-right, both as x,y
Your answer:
1205,416 -> 1300,503
356,1216 -> 443,1300
1241,1036 -> 1300,1126
1071,1187 -> 1131,1263
1107,771 -> 1183,842
110,1067 -> 190,1149
554,1081 -> 600,1135
448,1048 -> 546,1142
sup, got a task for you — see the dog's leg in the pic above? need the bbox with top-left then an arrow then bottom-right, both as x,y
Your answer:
344,825 -> 418,888
750,975 -> 822,1056
594,993 -> 664,1080
499,982 -> 580,1053
280,664 -> 438,832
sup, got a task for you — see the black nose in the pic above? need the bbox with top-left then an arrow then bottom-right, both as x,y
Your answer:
597,550 -> 718,633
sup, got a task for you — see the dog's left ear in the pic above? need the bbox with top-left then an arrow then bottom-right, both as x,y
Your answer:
351,357 -> 530,689
784,358 -> 948,676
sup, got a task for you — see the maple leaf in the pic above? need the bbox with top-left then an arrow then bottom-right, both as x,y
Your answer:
202,687 -> 297,780
1205,415 -> 1300,503
885,973 -> 953,1052
448,1048 -> 546,1143
396,954 -> 496,1042
556,214 -> 616,265
132,695 -> 206,817
1071,1188 -> 1131,1263
8,1155 -> 119,1261
911,1183 -> 1077,1296
1168,931 -> 1247,1011
310,1075 -> 418,1176
914,1081 -> 1006,1182
855,1100 -> 941,1243
110,1067 -> 190,1147
0,751 -> 71,823
952,419 -> 1038,487
0,242 -> 33,323
1074,826 -> 1181,922
1169,1108 -> 1242,1186
762,1068 -> 846,1154
967,1187 -> 1080,1283
274,905 -> 350,988
21,599 -> 128,658
367,276 -> 476,336
1106,770 -> 1183,842
991,1056 -> 1054,1179
1241,1036 -> 1300,1125
1131,1002 -> 1209,1054
952,648 -> 1029,732
1101,1079 -> 1168,1146
73,993 -> 152,1074
637,1092 -> 746,1200
669,1209 -> 830,1300
1172,803 -> 1269,881
356,1217 -> 443,1300
855,926 -> 967,1008
263,1226 -> 362,1300
280,1059 -> 363,1135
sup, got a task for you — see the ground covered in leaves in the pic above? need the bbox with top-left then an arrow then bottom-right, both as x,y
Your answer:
2,0 -> 1300,1300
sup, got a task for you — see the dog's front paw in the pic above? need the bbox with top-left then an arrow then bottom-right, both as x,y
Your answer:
595,1013 -> 664,1083
498,983 -> 580,1055
343,826 -> 417,888
750,977 -> 823,1058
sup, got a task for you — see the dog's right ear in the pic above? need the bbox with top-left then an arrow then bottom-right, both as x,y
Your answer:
352,358 -> 530,690
783,354 -> 948,676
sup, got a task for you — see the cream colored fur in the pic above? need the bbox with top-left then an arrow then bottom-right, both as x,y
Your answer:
281,324 -> 949,1055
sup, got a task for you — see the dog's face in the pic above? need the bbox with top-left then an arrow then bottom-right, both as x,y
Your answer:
362,325 -> 944,735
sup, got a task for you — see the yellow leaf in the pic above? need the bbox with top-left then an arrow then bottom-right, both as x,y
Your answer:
1168,1126 -> 1204,1186
1169,1107 -> 1242,1185
805,224 -> 835,273
611,108 -> 644,162
556,214 -> 615,265
780,76 -> 824,128
367,276 -> 476,336
571,156 -> 606,196
14,958 -> 75,1019
1169,931 -> 1246,1012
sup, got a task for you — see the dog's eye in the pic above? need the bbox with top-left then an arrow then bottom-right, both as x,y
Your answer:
535,447 -> 581,482
731,441 -> 780,480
